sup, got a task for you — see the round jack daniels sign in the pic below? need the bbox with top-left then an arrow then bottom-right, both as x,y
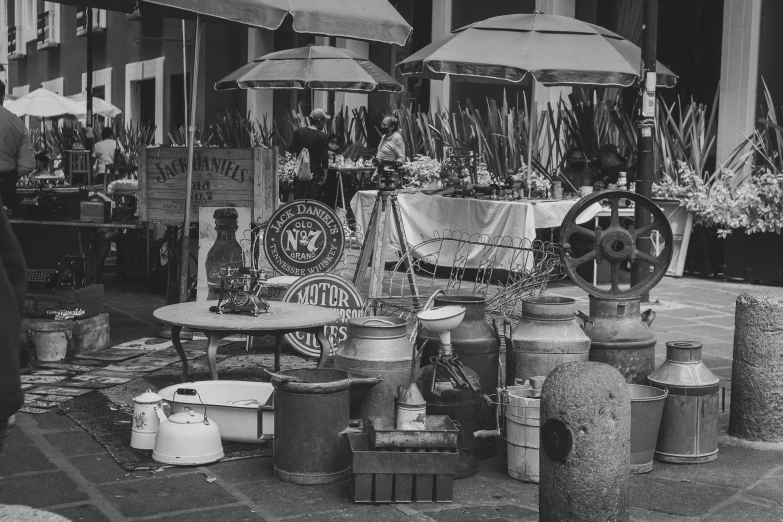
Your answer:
282,273 -> 364,358
264,200 -> 345,276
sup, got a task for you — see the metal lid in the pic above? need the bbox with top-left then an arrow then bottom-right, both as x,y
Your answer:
647,341 -> 719,388
347,316 -> 407,339
133,389 -> 164,404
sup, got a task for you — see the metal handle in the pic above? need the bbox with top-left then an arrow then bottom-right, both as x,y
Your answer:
641,309 -> 656,327
358,318 -> 396,326
576,310 -> 594,341
261,368 -> 299,383
348,376 -> 383,387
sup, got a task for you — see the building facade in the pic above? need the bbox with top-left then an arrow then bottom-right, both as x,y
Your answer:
0,0 -> 777,164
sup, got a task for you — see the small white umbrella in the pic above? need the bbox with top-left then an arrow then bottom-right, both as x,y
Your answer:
67,92 -> 122,118
6,87 -> 84,118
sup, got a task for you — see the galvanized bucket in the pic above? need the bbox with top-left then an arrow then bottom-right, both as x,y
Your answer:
629,384 -> 667,473
504,385 -> 540,483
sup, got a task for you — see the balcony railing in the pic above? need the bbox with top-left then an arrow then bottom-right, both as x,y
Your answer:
37,11 -> 59,50
76,8 -> 107,36
8,26 -> 25,60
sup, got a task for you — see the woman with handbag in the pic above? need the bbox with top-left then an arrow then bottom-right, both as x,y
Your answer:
92,127 -> 125,185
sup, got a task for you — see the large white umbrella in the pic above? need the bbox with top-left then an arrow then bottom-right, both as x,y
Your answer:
67,92 -> 122,118
6,88 -> 84,118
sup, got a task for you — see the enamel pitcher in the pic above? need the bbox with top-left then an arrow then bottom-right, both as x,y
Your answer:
130,389 -> 169,450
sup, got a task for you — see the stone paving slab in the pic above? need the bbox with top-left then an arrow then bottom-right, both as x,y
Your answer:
0,471 -> 90,508
52,503 -> 111,522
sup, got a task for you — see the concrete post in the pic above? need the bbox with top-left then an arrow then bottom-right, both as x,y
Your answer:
429,0 -> 452,113
540,361 -> 631,522
716,0 -> 762,165
729,293 -> 783,441
246,28 -> 274,123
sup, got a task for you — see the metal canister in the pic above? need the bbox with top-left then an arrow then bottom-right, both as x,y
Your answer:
415,359 -> 482,478
418,295 -> 499,459
647,341 -> 720,463
269,368 -> 380,484
586,295 -> 657,384
509,297 -> 591,385
335,316 -> 412,420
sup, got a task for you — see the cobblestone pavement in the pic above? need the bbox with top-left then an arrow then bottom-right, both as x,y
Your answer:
2,275 -> 783,521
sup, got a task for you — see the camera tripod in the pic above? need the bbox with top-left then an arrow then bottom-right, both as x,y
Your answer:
352,187 -> 419,303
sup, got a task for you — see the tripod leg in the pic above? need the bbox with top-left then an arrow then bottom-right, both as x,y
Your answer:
368,195 -> 390,299
390,195 -> 420,308
353,195 -> 381,290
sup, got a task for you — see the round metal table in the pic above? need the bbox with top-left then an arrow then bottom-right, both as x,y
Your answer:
153,301 -> 340,381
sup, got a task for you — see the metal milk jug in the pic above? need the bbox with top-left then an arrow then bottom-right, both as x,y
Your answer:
131,389 -> 169,450
510,297 -> 590,385
647,341 -> 720,463
418,295 -> 500,459
584,295 -> 656,384
335,316 -> 413,420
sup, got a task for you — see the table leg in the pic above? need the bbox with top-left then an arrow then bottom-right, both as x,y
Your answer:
315,329 -> 332,369
274,334 -> 284,373
171,325 -> 189,383
207,331 -> 221,380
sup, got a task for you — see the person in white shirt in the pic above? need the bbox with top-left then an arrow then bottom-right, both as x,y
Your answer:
92,127 -> 124,182
0,80 -> 35,209
376,116 -> 406,163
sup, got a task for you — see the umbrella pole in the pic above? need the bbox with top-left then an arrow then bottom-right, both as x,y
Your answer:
178,15 -> 201,304
526,99 -> 535,195
182,20 -> 189,141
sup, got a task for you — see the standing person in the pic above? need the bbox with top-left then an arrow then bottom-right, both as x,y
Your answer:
376,115 -> 406,163
0,80 -> 36,210
93,127 -> 124,184
289,108 -> 330,200
0,191 -> 25,452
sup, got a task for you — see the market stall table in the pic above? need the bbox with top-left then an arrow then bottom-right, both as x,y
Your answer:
351,190 -> 603,267
325,166 -> 375,212
153,301 -> 341,381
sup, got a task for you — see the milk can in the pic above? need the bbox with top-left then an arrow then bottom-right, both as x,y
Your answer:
509,297 -> 590,385
585,295 -> 657,384
418,295 -> 500,459
266,368 -> 381,484
335,316 -> 412,420
647,341 -> 720,464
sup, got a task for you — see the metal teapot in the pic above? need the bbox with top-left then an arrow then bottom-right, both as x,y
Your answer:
152,406 -> 224,465
130,389 -> 169,450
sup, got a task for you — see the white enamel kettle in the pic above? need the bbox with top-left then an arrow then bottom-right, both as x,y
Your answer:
152,406 -> 224,465
130,390 -> 169,450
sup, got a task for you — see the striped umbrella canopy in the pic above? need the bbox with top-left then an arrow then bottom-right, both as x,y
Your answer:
216,45 -> 403,92
398,13 -> 676,88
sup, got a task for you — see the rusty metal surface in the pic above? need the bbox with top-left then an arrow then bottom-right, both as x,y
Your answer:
368,416 -> 458,449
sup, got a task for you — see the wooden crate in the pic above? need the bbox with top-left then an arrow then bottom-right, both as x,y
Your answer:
347,433 -> 458,503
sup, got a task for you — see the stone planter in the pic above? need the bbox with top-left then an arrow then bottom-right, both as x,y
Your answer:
653,199 -> 694,277
724,229 -> 783,284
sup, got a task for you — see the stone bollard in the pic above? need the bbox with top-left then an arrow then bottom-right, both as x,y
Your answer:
540,361 -> 631,522
729,292 -> 783,441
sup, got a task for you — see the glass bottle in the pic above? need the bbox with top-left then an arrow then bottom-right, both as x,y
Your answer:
205,208 -> 244,300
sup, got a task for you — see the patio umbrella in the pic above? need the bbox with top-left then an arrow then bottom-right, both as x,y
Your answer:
6,88 -> 85,118
398,13 -> 676,87
51,0 -> 412,46
67,92 -> 123,118
215,45 -> 403,92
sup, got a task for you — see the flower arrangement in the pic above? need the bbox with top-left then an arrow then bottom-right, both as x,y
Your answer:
654,161 -> 783,237
476,162 -> 493,186
402,155 -> 442,189
528,171 -> 552,198
279,152 -> 297,191
509,162 -> 530,184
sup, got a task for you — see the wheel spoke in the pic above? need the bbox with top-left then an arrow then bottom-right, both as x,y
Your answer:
610,196 -> 620,227
610,262 -> 620,294
633,219 -> 663,240
569,250 -> 596,267
572,225 -> 596,240
635,248 -> 664,268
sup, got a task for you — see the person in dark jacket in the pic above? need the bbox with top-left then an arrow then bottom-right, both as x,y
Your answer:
289,108 -> 330,200
0,192 -> 25,452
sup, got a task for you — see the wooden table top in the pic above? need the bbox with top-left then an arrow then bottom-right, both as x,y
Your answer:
153,300 -> 340,331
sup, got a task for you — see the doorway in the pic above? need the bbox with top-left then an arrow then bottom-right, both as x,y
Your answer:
137,79 -> 156,127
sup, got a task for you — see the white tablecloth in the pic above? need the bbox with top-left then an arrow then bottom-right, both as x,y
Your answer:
350,191 -> 601,268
